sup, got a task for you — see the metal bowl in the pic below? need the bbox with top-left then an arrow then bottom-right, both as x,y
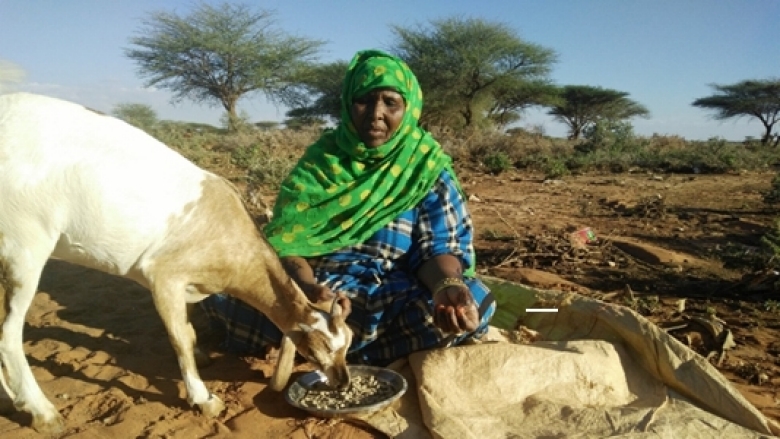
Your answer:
285,365 -> 408,418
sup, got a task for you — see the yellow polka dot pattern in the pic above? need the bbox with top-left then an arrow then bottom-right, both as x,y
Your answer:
264,49 -> 465,258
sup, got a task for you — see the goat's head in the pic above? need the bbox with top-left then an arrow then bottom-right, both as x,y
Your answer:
270,297 -> 353,391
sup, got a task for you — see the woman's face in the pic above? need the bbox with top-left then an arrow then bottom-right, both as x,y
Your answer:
350,88 -> 406,148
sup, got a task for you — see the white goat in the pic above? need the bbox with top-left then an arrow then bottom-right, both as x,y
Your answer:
0,92 -> 352,434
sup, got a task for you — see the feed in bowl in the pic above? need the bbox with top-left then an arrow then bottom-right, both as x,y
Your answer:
286,365 -> 407,417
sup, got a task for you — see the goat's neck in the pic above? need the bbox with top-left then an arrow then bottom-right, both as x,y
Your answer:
227,258 -> 315,334
266,275 -> 314,333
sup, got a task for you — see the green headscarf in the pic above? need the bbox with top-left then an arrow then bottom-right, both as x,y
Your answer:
265,49 -> 460,259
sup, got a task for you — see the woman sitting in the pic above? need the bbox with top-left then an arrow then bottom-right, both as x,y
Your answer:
201,49 -> 495,366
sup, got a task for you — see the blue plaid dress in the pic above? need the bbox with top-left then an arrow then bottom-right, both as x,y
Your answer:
201,170 -> 495,366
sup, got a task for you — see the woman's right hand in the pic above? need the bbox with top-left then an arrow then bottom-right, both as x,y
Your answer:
281,256 -> 351,317
302,283 -> 352,318
281,256 -> 324,302
301,282 -> 335,303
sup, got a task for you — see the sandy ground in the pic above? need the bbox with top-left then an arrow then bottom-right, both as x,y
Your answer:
0,260 -> 382,438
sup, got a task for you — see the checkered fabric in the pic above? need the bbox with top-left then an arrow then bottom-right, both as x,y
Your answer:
201,170 -> 495,366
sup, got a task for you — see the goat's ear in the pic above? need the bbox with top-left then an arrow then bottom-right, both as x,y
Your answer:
298,323 -> 314,333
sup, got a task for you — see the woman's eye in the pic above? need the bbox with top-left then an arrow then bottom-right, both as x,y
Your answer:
385,99 -> 402,108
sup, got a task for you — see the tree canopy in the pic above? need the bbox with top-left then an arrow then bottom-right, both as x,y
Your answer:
692,79 -> 780,145
548,85 -> 650,140
487,79 -> 560,128
125,3 -> 323,130
390,17 -> 557,130
285,60 -> 348,124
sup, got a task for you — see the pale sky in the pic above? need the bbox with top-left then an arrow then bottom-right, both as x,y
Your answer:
1,0 -> 777,140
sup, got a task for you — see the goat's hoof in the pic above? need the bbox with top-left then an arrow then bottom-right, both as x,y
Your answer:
199,394 -> 225,418
32,412 -> 65,435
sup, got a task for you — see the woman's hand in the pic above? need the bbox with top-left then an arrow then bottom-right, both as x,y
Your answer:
418,254 -> 480,334
301,283 -> 352,319
301,282 -> 335,303
280,257 -> 352,317
433,284 -> 479,334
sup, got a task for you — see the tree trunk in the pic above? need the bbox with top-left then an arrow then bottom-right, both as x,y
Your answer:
462,106 -> 473,127
227,106 -> 239,132
222,96 -> 239,132
761,128 -> 771,145
568,125 -> 582,140
760,120 -> 776,145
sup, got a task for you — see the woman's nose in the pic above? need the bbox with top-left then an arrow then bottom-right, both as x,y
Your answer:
369,99 -> 384,119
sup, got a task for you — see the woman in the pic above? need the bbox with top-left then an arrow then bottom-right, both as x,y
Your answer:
202,49 -> 495,366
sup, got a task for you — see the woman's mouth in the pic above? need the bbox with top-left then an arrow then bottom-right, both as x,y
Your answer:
368,127 -> 385,137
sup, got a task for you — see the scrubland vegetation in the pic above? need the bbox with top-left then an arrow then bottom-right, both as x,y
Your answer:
138,119 -> 780,190
129,118 -> 780,273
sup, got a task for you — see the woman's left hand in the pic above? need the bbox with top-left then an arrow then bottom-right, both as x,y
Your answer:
433,284 -> 480,334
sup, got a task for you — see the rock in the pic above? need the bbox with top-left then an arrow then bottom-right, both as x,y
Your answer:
609,236 -> 716,270
490,267 -> 588,293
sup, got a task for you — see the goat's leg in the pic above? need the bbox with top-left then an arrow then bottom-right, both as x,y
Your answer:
150,281 -> 225,418
0,249 -> 64,434
185,302 -> 212,368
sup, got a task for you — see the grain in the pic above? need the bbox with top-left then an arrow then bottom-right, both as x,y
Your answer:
299,375 -> 396,410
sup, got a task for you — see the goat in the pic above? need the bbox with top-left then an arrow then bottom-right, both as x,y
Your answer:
0,92 -> 352,434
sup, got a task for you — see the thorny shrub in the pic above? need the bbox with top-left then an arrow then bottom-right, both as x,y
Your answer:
152,122 -> 780,187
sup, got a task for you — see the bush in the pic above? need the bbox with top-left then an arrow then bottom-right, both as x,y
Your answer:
230,143 -> 264,169
577,120 -> 637,154
246,154 -> 296,187
764,173 -> 780,205
570,120 -> 650,172
542,157 -> 569,179
760,218 -> 780,269
113,103 -> 158,132
483,151 -> 511,174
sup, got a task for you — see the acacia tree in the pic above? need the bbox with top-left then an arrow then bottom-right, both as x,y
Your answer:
548,85 -> 650,140
285,60 -> 348,124
125,3 -> 323,130
692,79 -> 780,145
488,79 -> 560,129
390,17 -> 557,129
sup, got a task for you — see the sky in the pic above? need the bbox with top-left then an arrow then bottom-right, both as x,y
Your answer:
1,0 -> 777,140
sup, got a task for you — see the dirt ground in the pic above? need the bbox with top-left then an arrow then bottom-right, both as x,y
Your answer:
464,169 -> 780,425
1,169 -> 779,438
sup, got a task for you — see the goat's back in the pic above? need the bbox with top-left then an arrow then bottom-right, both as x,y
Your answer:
0,93 -> 216,278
